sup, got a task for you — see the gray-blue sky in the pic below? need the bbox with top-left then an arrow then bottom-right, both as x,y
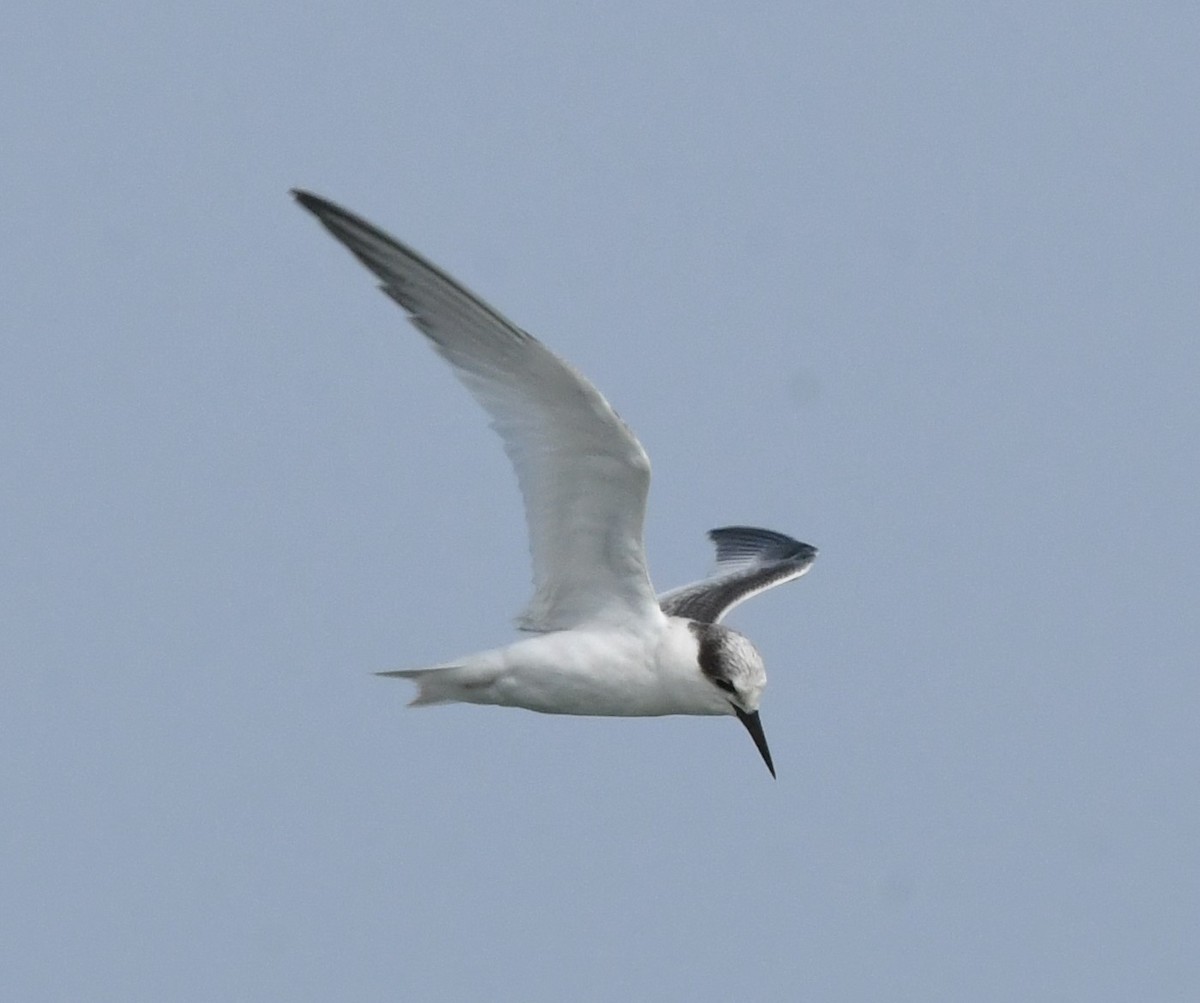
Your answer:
4,3 -> 1197,1000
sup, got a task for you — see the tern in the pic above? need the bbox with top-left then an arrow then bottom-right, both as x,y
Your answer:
293,190 -> 817,776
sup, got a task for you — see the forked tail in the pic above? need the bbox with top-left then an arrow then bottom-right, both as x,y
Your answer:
376,664 -> 499,707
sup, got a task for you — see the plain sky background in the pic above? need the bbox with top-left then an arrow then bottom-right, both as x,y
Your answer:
4,3 -> 1197,1000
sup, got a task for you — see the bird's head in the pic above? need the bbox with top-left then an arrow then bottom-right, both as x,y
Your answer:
689,622 -> 774,777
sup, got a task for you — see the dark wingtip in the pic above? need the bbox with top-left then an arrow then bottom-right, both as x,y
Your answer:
291,188 -> 324,213
709,526 -> 819,565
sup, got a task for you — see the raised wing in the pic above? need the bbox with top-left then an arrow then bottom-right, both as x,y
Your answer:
294,190 -> 659,631
658,526 -> 817,624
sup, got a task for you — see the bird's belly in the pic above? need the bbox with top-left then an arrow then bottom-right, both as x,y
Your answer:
488,632 -> 716,717
497,672 -> 701,716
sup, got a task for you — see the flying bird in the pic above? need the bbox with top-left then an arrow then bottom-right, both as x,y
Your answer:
293,190 -> 817,776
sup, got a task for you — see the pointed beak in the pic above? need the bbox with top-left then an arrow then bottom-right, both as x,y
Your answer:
735,708 -> 776,778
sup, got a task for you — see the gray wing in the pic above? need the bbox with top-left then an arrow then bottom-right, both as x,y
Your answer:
294,190 -> 659,631
658,527 -> 817,624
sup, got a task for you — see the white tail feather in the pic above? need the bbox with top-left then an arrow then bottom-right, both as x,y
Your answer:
376,664 -> 502,707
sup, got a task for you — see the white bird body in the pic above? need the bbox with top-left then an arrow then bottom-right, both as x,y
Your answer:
405,614 -> 735,718
292,190 -> 817,775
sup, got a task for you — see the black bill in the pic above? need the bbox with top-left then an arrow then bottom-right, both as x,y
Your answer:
735,708 -> 776,778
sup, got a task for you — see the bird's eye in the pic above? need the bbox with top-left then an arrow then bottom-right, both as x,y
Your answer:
713,678 -> 736,694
